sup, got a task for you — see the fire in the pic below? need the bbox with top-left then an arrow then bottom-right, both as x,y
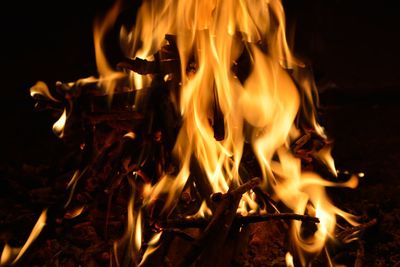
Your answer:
118,0 -> 359,264
30,81 -> 59,102
93,0 -> 126,97
30,82 -> 68,138
52,108 -> 67,138
4,0 -> 361,265
0,210 -> 47,266
118,0 -> 359,262
286,252 -> 295,267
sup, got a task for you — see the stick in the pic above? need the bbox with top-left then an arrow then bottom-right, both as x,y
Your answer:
83,112 -> 144,123
354,240 -> 365,267
175,178 -> 260,267
335,218 -> 377,241
253,187 -> 280,212
118,57 -> 180,75
161,213 -> 319,229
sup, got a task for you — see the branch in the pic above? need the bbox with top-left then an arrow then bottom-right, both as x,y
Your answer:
175,177 -> 261,267
336,218 -> 377,242
161,213 -> 319,229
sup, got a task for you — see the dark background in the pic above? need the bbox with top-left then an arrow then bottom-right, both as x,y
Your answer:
0,0 -> 108,163
0,0 -> 399,264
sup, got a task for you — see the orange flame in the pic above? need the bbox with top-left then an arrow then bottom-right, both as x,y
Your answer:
30,81 -> 59,102
285,251 -> 295,267
0,210 -> 47,266
53,0 -> 358,264
93,0 -> 126,98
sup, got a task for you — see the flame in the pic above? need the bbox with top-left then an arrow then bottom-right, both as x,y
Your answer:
64,206 -> 85,219
93,0 -> 126,97
1,210 -> 47,266
285,252 -> 294,267
121,0 -> 306,215
134,211 -> 142,250
138,232 -> 162,266
30,81 -> 59,102
24,0 -> 360,264
52,108 -> 67,138
30,81 -> 68,139
122,185 -> 142,255
187,200 -> 213,219
314,145 -> 337,176
108,0 -> 361,263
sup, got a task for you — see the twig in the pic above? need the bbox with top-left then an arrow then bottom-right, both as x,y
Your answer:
189,158 -> 214,210
354,240 -> 365,267
163,229 -> 195,242
117,57 -> 180,75
83,112 -> 144,124
161,213 -> 319,229
253,187 -> 279,212
336,218 -> 377,241
175,178 -> 260,267
118,58 -> 159,75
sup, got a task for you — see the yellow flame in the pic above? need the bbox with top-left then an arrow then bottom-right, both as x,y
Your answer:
186,200 -> 212,219
285,252 -> 294,267
138,232 -> 162,266
125,1 -> 304,215
135,211 -> 142,250
30,81 -> 59,102
93,0 -> 126,97
109,0 -> 359,263
52,108 -> 67,138
124,131 -> 136,139
0,210 -> 47,266
114,181 -> 155,266
314,145 -> 337,176
64,169 -> 86,208
0,245 -> 20,266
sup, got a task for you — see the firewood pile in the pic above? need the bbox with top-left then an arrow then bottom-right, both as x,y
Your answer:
0,31 -> 382,267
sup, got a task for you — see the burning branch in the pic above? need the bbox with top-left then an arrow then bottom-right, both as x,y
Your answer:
174,177 -> 261,267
